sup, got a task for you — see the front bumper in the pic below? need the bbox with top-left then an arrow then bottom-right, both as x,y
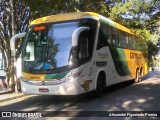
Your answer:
20,78 -> 82,95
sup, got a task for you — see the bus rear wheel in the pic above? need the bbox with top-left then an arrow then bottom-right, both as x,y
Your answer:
139,68 -> 143,82
135,70 -> 142,83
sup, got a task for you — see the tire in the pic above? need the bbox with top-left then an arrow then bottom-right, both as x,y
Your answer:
139,69 -> 143,82
94,75 -> 104,97
135,70 -> 141,83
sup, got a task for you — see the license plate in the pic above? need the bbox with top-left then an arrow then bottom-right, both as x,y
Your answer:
39,88 -> 49,92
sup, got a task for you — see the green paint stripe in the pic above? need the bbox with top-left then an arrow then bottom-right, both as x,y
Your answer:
44,71 -> 70,80
109,48 -> 130,76
99,17 -> 116,28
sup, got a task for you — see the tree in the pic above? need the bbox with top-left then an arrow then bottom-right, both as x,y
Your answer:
148,41 -> 159,68
78,0 -> 110,17
0,0 -> 30,92
24,0 -> 79,19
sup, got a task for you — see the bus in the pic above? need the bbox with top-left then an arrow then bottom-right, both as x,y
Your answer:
18,12 -> 148,96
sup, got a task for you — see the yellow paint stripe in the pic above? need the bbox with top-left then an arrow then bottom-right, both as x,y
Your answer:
22,72 -> 45,80
114,22 -> 134,35
30,12 -> 99,25
86,12 -> 99,17
123,49 -> 147,78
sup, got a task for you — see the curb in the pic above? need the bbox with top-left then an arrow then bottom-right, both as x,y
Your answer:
0,93 -> 27,103
0,91 -> 13,95
0,95 -> 25,103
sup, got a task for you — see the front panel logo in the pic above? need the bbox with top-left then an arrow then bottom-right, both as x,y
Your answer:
41,81 -> 45,85
98,52 -> 108,59
81,80 -> 92,91
30,76 -> 40,80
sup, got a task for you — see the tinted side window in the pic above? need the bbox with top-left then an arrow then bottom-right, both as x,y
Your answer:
128,35 -> 135,50
78,32 -> 89,60
112,28 -> 119,47
119,31 -> 128,48
97,23 -> 111,49
135,37 -> 141,51
80,18 -> 98,59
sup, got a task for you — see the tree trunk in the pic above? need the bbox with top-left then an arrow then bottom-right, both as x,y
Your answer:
5,50 -> 15,91
9,0 -> 19,93
10,0 -> 15,35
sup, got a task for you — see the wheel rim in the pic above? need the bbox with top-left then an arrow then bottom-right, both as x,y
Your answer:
139,70 -> 143,82
135,70 -> 140,83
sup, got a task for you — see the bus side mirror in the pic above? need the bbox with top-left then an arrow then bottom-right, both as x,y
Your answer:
10,32 -> 26,56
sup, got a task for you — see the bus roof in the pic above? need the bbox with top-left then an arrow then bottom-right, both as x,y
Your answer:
30,12 -> 135,35
30,12 -> 99,25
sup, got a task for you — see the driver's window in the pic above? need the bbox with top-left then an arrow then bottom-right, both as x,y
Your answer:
78,36 -> 89,60
24,42 -> 35,61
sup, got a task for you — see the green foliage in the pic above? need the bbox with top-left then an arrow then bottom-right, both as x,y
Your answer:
150,32 -> 160,45
24,0 -> 111,19
132,29 -> 151,41
79,0 -> 110,17
148,41 -> 159,67
109,0 -> 133,21
24,0 -> 79,19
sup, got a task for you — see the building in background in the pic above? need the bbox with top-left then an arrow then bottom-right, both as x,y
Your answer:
0,50 -> 6,92
0,51 -> 5,77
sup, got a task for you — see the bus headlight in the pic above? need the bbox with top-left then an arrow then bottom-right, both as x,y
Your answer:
65,75 -> 74,81
65,70 -> 82,81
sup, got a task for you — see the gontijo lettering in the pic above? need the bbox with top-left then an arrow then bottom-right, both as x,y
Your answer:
130,53 -> 142,59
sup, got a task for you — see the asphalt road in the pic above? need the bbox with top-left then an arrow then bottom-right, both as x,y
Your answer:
0,71 -> 160,120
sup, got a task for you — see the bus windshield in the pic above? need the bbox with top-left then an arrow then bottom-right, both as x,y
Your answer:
22,21 -> 79,71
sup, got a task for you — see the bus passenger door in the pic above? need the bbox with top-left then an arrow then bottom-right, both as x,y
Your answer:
77,31 -> 95,92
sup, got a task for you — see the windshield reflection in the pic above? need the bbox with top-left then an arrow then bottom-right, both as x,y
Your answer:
23,21 -> 79,70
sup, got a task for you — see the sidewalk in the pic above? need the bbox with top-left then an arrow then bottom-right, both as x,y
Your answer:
0,76 -> 7,93
0,75 -> 26,103
0,91 -> 26,103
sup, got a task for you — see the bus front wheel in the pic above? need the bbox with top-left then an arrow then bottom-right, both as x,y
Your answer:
94,74 -> 105,97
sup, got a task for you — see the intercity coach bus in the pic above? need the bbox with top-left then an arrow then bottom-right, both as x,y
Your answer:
17,12 -> 148,96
